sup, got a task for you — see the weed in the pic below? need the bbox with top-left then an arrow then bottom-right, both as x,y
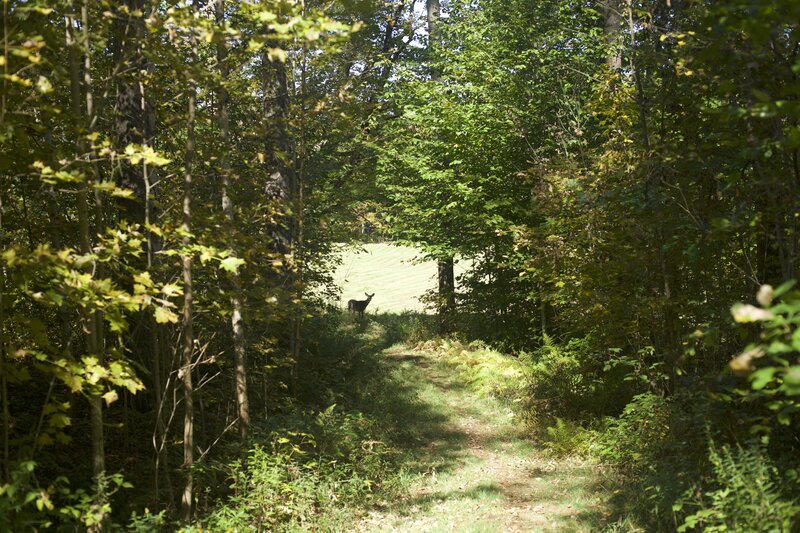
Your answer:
675,443 -> 799,532
542,418 -> 592,458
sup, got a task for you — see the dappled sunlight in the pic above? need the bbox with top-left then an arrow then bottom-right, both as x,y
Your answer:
350,333 -> 612,533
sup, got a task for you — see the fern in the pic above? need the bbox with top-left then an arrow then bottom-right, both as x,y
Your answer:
676,443 -> 799,532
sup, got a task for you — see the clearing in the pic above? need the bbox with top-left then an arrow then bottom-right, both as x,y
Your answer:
353,341 -> 611,533
333,243 -> 472,313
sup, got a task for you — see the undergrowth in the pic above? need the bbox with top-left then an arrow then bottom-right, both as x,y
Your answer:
422,338 -> 525,398
185,313 -> 437,532
190,303 -> 800,532
427,324 -> 800,532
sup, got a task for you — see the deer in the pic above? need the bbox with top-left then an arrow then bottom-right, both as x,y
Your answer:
347,293 -> 375,319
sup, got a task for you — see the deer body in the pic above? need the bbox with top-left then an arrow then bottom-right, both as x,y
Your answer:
348,293 -> 375,319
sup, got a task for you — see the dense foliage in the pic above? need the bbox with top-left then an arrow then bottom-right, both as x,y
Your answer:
380,0 -> 799,353
0,0 -> 415,528
375,0 -> 800,529
2,0 -> 800,530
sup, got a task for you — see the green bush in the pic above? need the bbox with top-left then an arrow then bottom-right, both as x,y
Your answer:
593,393 -> 671,471
0,462 -> 138,531
433,339 -> 525,398
516,336 -> 618,426
676,443 -> 799,532
125,509 -> 167,532
197,415 -> 396,532
729,282 -> 800,434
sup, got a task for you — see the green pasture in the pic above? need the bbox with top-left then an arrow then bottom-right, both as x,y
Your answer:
333,243 -> 472,314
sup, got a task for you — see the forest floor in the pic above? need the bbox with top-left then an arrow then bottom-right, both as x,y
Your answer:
353,341 -> 611,533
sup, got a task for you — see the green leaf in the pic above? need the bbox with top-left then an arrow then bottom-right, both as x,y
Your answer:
162,283 -> 181,297
102,390 -> 119,406
784,367 -> 800,395
752,89 -> 771,102
36,75 -> 53,94
750,367 -> 777,390
154,306 -> 179,324
219,256 -> 245,273
774,280 -> 797,299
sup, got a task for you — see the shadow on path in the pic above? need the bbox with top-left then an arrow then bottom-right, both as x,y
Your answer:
305,314 -> 612,532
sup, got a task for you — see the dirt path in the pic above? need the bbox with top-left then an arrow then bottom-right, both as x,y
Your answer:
356,347 -> 608,533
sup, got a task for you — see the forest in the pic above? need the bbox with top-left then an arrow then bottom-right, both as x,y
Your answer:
1,0 -> 799,530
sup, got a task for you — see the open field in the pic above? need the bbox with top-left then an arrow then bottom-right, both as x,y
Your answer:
333,243 -> 472,314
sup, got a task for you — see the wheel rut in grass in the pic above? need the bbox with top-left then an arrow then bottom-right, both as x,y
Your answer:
357,346 -> 609,533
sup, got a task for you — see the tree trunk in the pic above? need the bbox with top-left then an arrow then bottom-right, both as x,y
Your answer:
142,81 -> 169,507
216,0 -> 250,441
0,142 -> 7,485
262,47 -> 294,256
114,0 -> 147,222
426,0 -> 455,333
67,3 -> 106,490
438,257 -> 455,334
426,0 -> 440,45
262,19 -> 296,399
80,5 -> 108,494
603,0 -> 622,71
114,3 -> 168,493
291,25 -> 311,393
180,32 -> 197,523
625,0 -> 650,154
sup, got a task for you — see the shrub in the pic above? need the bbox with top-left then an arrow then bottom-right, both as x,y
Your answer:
195,405 -> 400,532
729,282 -> 800,436
516,336 -> 615,425
541,417 -> 593,457
675,443 -> 799,532
433,339 -> 525,398
593,393 -> 671,471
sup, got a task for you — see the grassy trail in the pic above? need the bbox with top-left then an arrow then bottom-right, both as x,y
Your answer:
355,342 -> 609,533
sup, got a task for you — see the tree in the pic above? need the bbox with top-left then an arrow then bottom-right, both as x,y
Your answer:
215,0 -> 250,442
426,0 -> 456,333
180,16 -> 197,521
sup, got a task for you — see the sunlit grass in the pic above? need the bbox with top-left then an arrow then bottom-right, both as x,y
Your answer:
354,337 -> 614,533
333,243 -> 471,314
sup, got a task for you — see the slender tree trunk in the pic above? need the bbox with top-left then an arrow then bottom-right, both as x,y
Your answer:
0,161 -> 7,486
624,1 -> 678,389
216,0 -> 250,441
180,30 -> 197,523
79,6 -> 108,486
79,2 -> 106,362
142,82 -> 169,508
625,0 -> 650,154
67,7 -> 106,495
291,20 -> 310,393
540,298 -> 548,338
